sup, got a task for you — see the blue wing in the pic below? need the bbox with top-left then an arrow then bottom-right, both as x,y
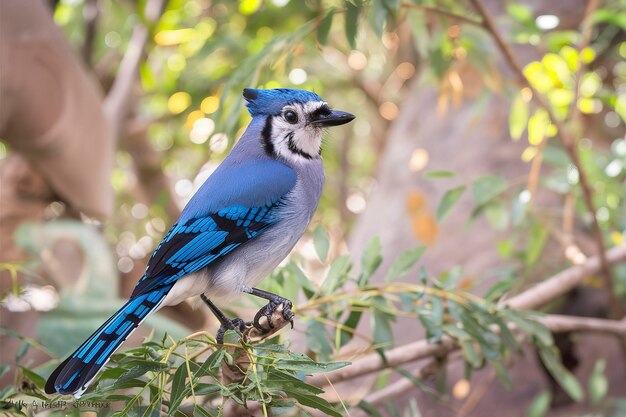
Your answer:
131,159 -> 297,298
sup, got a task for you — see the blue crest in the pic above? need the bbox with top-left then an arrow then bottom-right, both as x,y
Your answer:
243,88 -> 323,116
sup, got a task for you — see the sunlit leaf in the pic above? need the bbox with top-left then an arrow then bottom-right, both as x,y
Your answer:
526,222 -> 548,267
524,391 -> 551,417
509,91 -> 529,140
589,359 -> 608,404
423,170 -> 456,179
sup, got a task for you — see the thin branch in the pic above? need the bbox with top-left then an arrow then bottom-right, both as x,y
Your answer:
401,3 -> 483,27
308,245 -> 626,387
467,0 -> 622,319
103,0 -> 168,138
81,0 -> 100,67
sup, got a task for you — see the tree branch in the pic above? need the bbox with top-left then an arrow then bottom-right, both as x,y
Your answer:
103,0 -> 167,138
467,0 -> 622,318
400,3 -> 483,27
308,245 -> 626,387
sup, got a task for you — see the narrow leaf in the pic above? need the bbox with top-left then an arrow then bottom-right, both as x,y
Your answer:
344,0 -> 361,49
317,8 -> 335,45
359,236 -> 382,286
313,225 -> 330,262
384,246 -> 425,283
472,176 -> 508,206
437,186 -> 465,221
537,345 -> 583,402
424,170 -> 456,179
509,90 -> 529,140
524,391 -> 551,417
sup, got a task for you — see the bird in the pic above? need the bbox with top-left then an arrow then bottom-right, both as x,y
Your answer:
44,87 -> 355,397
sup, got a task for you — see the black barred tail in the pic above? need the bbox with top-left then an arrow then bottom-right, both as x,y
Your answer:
45,285 -> 173,397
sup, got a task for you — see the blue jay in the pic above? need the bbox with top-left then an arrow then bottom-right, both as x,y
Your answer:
44,88 -> 355,397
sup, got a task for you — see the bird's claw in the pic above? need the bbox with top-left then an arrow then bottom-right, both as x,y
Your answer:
253,298 -> 295,334
215,317 -> 251,344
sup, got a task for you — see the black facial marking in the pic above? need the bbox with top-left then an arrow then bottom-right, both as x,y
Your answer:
310,104 -> 332,120
261,116 -> 275,156
286,132 -> 313,160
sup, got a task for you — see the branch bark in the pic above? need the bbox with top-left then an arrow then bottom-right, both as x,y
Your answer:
103,0 -> 167,138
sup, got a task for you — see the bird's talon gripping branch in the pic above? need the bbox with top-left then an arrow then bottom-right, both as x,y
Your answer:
215,317 -> 251,344
253,298 -> 294,333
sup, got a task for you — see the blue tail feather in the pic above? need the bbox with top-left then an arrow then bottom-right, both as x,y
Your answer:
45,285 -> 172,396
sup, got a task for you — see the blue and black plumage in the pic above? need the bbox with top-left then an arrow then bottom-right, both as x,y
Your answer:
45,88 -> 354,397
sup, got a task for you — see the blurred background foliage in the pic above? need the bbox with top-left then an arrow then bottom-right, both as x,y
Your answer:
2,0 -> 626,415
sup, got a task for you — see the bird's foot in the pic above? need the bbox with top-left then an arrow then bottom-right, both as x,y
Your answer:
252,297 -> 295,334
215,317 -> 250,344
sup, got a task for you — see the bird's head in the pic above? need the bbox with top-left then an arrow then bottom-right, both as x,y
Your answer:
243,88 -> 355,162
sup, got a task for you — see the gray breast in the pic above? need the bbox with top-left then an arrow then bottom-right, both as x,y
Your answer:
203,159 -> 325,298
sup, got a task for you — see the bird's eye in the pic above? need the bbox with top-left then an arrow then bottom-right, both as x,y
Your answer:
284,110 -> 298,124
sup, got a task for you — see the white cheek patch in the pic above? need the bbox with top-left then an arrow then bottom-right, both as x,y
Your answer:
270,101 -> 328,163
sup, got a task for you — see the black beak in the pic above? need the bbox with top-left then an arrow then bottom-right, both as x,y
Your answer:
311,110 -> 355,127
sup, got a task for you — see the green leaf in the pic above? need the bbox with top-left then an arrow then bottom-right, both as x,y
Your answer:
359,236 -> 382,286
313,225 -> 330,262
504,310 -> 553,346
287,390 -> 342,417
344,0 -> 361,49
437,186 -> 465,221
491,360 -> 512,389
384,246 -> 425,283
472,175 -> 508,206
460,340 -> 483,368
0,365 -> 9,379
507,3 -> 534,25
368,0 -> 388,36
340,309 -> 363,346
358,400 -> 385,417
423,170 -> 456,179
526,222 -> 548,267
20,367 -> 46,389
317,8 -> 335,45
15,342 -> 28,363
485,202 -> 510,230
373,310 -> 394,349
194,405 -> 218,417
307,319 -> 332,360
168,364 -> 190,415
320,255 -> 351,294
524,391 -> 551,417
509,91 -> 529,140
537,344 -> 583,402
276,359 -> 350,374
589,359 -> 608,404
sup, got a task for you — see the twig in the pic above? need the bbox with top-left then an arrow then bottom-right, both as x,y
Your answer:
82,0 -> 99,67
308,245 -> 626,387
103,0 -> 168,138
401,3 -> 483,27
467,0 -> 622,319
505,244 -> 626,311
